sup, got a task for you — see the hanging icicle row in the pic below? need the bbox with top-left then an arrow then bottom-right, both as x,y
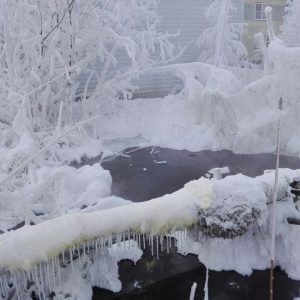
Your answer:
0,230 -> 183,300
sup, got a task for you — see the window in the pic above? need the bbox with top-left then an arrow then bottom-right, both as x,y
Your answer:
255,3 -> 269,20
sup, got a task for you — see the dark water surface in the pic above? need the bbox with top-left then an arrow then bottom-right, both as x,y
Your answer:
102,147 -> 300,202
93,148 -> 300,300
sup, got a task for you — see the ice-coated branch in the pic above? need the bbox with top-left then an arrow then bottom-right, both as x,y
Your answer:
41,0 -> 75,46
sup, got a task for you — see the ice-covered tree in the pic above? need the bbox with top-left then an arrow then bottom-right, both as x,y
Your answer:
0,0 -> 177,225
0,0 -> 176,132
0,0 -> 178,167
196,0 -> 247,67
280,0 -> 300,46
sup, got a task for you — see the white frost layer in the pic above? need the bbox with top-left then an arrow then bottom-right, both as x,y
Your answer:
185,177 -> 215,209
0,163 -> 117,231
178,169 -> 300,280
1,169 -> 300,280
179,200 -> 300,280
0,179 -> 212,273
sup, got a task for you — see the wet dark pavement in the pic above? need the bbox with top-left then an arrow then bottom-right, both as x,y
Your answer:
92,147 -> 300,300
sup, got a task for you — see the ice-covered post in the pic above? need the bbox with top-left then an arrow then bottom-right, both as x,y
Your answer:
265,6 -> 275,42
269,98 -> 282,300
214,0 -> 231,67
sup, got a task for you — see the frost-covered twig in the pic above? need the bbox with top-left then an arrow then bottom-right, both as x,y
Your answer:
0,65 -> 79,115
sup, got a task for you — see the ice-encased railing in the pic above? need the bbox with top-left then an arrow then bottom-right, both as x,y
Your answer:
0,169 -> 300,299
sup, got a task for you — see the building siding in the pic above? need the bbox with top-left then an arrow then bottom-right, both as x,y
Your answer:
77,0 -> 244,99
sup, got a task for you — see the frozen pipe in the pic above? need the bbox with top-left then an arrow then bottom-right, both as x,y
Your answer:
0,170 -> 299,273
265,6 -> 275,41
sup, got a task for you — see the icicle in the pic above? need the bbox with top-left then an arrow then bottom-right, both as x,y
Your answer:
151,236 -> 154,256
156,236 -> 159,259
51,258 -> 56,291
132,233 -> 136,254
166,235 -> 169,254
56,256 -> 61,284
39,262 -> 51,297
0,275 -> 5,297
83,242 -> 86,260
12,274 -> 21,300
138,234 -> 141,249
69,248 -> 74,274
27,270 -> 32,283
127,232 -> 131,250
117,233 -> 121,251
33,266 -> 41,299
95,239 -> 98,253
87,241 -> 90,254
39,263 -> 46,300
101,237 -> 104,254
160,235 -> 163,252
204,267 -> 209,300
174,231 -> 178,246
16,273 -> 22,292
17,273 -> 22,300
143,233 -> 146,249
46,261 -> 51,292
189,282 -> 197,300
62,250 -> 65,263
108,235 -> 111,248
21,271 -> 27,290
77,245 -> 82,264
132,233 -> 136,253
179,231 -> 182,247
2,275 -> 7,298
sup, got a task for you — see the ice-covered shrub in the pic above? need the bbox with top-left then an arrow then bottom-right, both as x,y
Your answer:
0,0 -> 177,129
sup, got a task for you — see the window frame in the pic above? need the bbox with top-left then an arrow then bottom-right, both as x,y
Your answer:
255,2 -> 270,20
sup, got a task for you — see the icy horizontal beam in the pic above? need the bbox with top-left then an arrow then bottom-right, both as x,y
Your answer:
0,169 -> 299,273
0,178 -> 214,273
